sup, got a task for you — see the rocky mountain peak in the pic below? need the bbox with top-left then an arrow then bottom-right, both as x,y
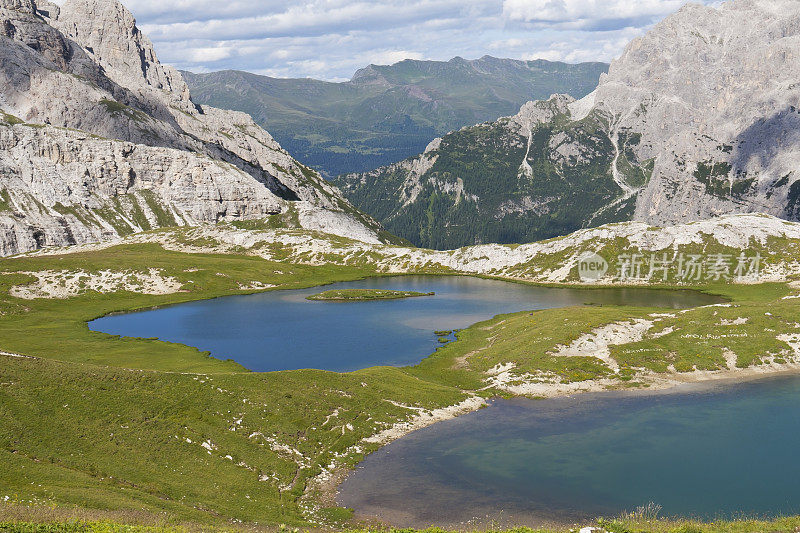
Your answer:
53,0 -> 189,100
511,94 -> 574,133
561,0 -> 800,225
349,65 -> 389,86
0,0 -> 389,255
0,0 -> 36,14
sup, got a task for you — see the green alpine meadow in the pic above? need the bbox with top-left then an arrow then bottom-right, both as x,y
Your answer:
2,0 -> 800,531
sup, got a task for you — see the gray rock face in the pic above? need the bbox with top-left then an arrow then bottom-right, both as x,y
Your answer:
1,0 -> 35,14
577,0 -> 800,224
0,124 -> 287,255
0,0 -> 385,255
53,0 -> 188,97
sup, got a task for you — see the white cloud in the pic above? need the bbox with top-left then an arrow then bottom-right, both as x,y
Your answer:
77,0 -> 721,80
371,50 -> 425,64
503,0 -> 688,24
522,26 -> 649,64
488,38 -> 524,50
184,46 -> 234,62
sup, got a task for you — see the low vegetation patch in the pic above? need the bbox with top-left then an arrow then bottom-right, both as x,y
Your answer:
99,99 -> 146,123
0,190 -> 13,212
306,289 -> 435,301
0,111 -> 23,126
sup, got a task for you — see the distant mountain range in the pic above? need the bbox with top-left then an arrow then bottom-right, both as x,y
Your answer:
334,0 -> 800,250
182,57 -> 608,176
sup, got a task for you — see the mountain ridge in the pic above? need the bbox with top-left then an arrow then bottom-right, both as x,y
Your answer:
334,0 -> 800,250
0,0 -> 391,256
182,56 -> 608,176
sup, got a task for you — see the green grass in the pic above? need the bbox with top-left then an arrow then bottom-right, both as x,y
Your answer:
0,355 -> 463,527
0,521 -> 179,533
1,111 -> 24,126
409,282 -> 799,391
228,208 -> 301,232
409,305 -> 644,390
306,289 -> 434,301
138,191 -> 177,229
610,294 -> 795,372
0,190 -> 13,212
99,100 -> 146,123
1,241 -> 799,529
2,508 -> 800,533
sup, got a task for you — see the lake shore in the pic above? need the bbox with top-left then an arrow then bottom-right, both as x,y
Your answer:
325,362 -> 800,529
3,234 -> 798,529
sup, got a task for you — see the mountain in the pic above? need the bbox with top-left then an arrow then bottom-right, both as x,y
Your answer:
334,96 -> 634,249
334,0 -> 800,250
0,0 -> 393,256
182,57 -> 608,176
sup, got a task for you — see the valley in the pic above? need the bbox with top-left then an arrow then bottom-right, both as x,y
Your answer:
2,216 -> 800,530
183,59 -> 608,177
2,0 -> 800,531
334,1 -> 800,250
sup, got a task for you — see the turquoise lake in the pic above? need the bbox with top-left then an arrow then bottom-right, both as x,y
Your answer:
89,276 -> 721,372
88,274 -> 795,525
337,376 -> 800,528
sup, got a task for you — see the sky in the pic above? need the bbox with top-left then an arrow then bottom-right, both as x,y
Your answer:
104,0 -> 720,81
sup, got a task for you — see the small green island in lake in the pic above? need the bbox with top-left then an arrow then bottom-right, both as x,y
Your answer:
306,288 -> 435,301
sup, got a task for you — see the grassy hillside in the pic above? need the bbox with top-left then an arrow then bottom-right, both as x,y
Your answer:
0,244 -> 465,526
0,222 -> 799,529
183,57 -> 608,176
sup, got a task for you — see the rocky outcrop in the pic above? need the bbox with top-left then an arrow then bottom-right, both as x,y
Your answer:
579,0 -> 800,225
52,0 -> 190,99
0,0 -> 387,256
336,0 -> 800,249
0,124 -> 289,255
33,213 -> 800,286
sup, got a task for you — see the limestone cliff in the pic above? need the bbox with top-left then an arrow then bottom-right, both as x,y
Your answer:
0,0 -> 388,255
583,0 -> 800,225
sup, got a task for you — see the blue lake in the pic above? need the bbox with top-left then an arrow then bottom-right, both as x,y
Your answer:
337,376 -> 800,528
89,276 -> 721,372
